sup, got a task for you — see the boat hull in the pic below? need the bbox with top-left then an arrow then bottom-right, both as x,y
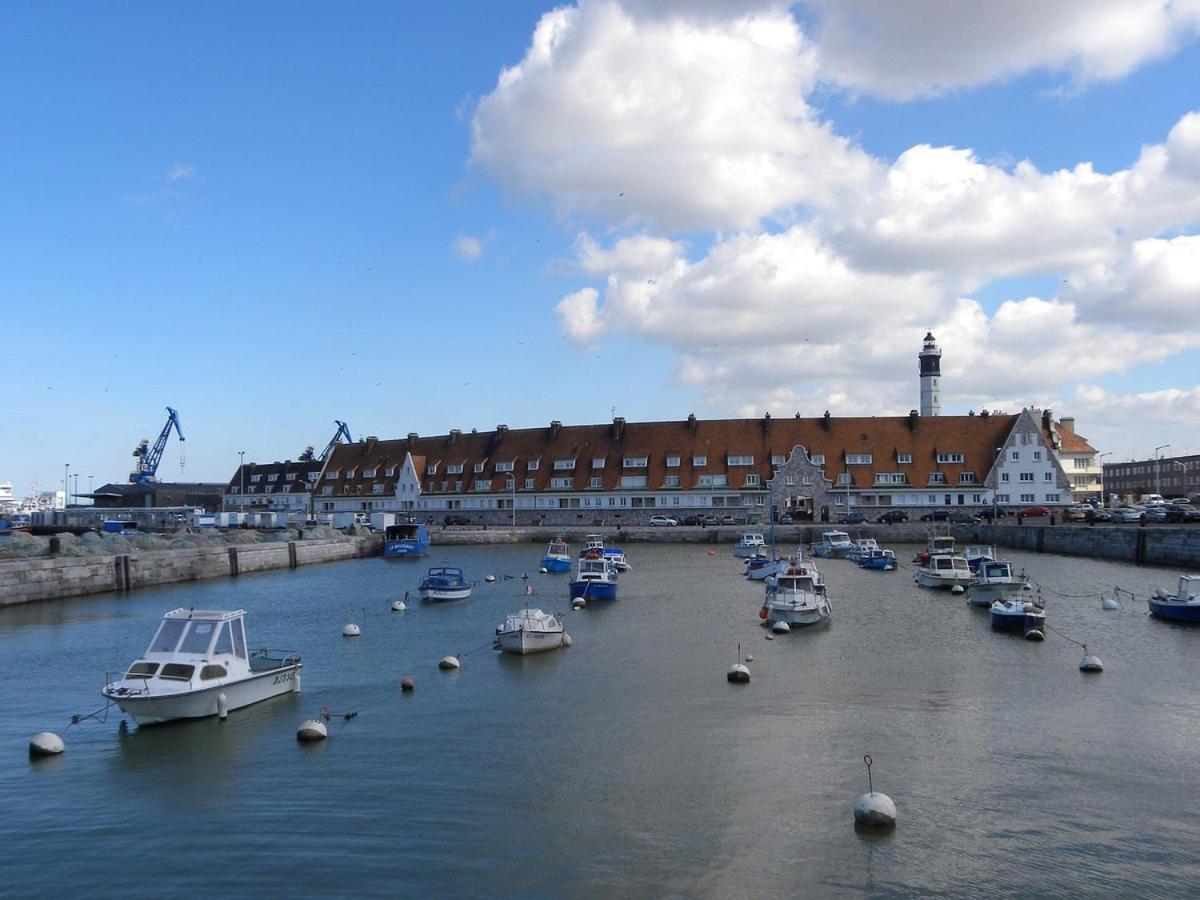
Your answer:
541,556 -> 572,573
103,665 -> 301,726
1148,599 -> 1200,623
969,581 -> 1024,606
385,540 -> 428,559
859,558 -> 896,571
569,580 -> 618,601
990,611 -> 1046,632
420,586 -> 472,602
734,546 -> 765,559
497,628 -> 565,654
766,603 -> 830,627
914,570 -> 973,589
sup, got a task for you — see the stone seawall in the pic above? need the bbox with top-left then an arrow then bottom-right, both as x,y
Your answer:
0,536 -> 382,606
431,523 -> 1200,568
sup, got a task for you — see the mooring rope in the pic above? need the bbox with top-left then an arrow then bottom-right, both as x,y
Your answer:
68,699 -> 113,726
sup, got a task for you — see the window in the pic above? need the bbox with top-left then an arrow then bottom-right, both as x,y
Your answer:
621,475 -> 647,489
1020,493 -> 1035,503
250,474 -> 261,483
527,459 -> 540,471
180,621 -> 216,654
200,664 -> 228,681
929,472 -> 947,484
771,454 -> 786,465
372,484 -> 384,494
936,453 -> 964,464
474,462 -> 486,474
495,461 -> 514,473
362,468 -> 376,478
1044,472 -> 1054,482
591,457 -> 605,468
125,662 -> 158,678
698,474 -> 727,487
897,453 -> 912,464
846,453 -> 873,465
345,469 -> 356,479
972,494 -> 982,504
1001,473 -> 1010,483
1010,451 -> 1020,461
550,477 -> 573,489
1020,473 -> 1034,482
1033,451 -> 1042,461
150,619 -> 187,653
837,473 -> 852,485
623,456 -> 648,468
325,471 -> 339,480
785,476 -> 796,486
960,472 -> 976,484
554,458 -> 576,470
811,454 -> 825,465
322,487 -> 332,496
473,479 -> 491,491
875,473 -> 907,485
385,467 -> 395,477
727,454 -> 754,466
745,474 -> 760,486
213,622 -> 234,655
693,455 -> 707,467
664,475 -> 680,487
160,663 -> 195,681
590,477 -> 603,488
997,493 -> 1010,503
524,478 -> 535,490
1046,493 -> 1060,502
1074,458 -> 1090,469
447,463 -> 464,475
286,472 -> 296,481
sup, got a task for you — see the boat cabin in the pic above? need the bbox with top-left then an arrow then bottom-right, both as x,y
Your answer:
127,609 -> 250,686
545,539 -> 569,556
738,533 -> 766,545
927,535 -> 956,556
385,522 -> 423,541
821,531 -> 852,546
775,572 -> 820,595
978,561 -> 1014,582
423,566 -> 466,585
575,558 -> 614,581
928,555 -> 971,574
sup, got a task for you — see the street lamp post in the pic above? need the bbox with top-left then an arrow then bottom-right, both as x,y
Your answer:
64,463 -> 70,511
1096,452 -> 1112,506
73,475 -> 79,508
1154,444 -> 1171,497
239,451 -> 246,514
88,475 -> 94,505
509,473 -> 516,529
993,446 -> 1003,521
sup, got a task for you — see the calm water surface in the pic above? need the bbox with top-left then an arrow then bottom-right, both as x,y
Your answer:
2,543 -> 1199,897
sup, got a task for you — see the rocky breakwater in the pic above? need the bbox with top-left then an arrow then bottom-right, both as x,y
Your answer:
0,526 -> 382,606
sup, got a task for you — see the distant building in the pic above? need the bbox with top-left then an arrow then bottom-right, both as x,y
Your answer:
88,482 -> 227,512
224,459 -> 325,515
1103,453 -> 1200,504
0,481 -> 15,514
1042,413 -> 1102,503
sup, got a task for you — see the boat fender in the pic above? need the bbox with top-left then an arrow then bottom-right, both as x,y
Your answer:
562,633 -> 573,648
539,567 -> 548,574
296,719 -> 328,742
217,692 -> 229,720
758,607 -> 768,620
29,732 -> 64,758
572,597 -> 586,609
771,621 -> 791,634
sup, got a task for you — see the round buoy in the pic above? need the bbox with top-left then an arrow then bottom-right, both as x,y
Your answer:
1024,629 -> 1045,642
758,607 -> 768,620
1080,654 -> 1104,672
539,567 -> 548,574
29,732 -> 64,758
1102,596 -> 1120,610
765,633 -> 774,640
772,620 -> 791,635
400,677 -> 415,692
572,597 -> 586,609
706,549 -> 716,556
1022,582 -> 1033,591
854,792 -> 897,827
951,584 -> 965,595
726,663 -> 751,684
217,692 -> 229,720
439,656 -> 461,670
391,600 -> 406,612
296,719 -> 328,742
562,633 -> 573,648
342,623 -> 361,637
485,575 -> 496,583
744,654 -> 754,662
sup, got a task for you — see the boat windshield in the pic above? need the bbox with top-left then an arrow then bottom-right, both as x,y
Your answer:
148,618 -> 187,654
983,562 -> 1011,578
179,621 -> 218,654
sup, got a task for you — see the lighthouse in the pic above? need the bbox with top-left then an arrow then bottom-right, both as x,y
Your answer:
919,332 -> 941,417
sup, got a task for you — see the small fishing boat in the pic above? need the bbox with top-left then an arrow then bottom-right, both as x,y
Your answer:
384,520 -> 430,558
1147,575 -> 1200,623
540,538 -> 572,573
733,533 -> 767,558
913,554 -> 973,589
912,533 -> 956,566
990,597 -> 1046,633
761,562 -> 831,627
858,548 -> 897,571
847,538 -> 880,562
745,553 -> 787,581
418,566 -> 472,602
0,514 -> 32,535
579,534 -> 631,572
962,545 -> 996,573
967,560 -> 1026,606
812,530 -> 853,559
101,608 -> 301,726
569,556 -> 618,601
496,606 -> 566,654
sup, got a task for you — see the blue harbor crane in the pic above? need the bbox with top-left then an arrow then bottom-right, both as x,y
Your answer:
299,420 -> 354,463
129,407 -> 185,484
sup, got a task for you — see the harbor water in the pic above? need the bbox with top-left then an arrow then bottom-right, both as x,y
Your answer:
2,543 -> 1199,896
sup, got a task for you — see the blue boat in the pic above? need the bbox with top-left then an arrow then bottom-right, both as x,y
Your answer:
418,566 -> 472,602
990,598 -> 1046,633
858,548 -> 897,571
579,534 -> 631,571
569,557 -> 619,601
384,521 -> 430,559
1148,575 -> 1200,623
541,539 -> 572,573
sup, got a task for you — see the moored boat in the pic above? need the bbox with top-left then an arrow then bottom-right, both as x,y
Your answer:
990,598 -> 1046,633
569,557 -> 619,601
418,566 -> 472,602
762,562 -> 831,627
962,544 -> 996,573
847,538 -> 880,562
858,548 -> 897,571
745,553 -> 787,581
733,532 -> 767,558
384,520 -> 430,558
1147,575 -> 1200,623
913,554 -> 973,589
101,608 -> 301,726
913,533 -> 955,566
579,534 -> 631,571
813,530 -> 853,559
967,560 -> 1027,606
541,539 -> 572,573
496,607 -> 566,654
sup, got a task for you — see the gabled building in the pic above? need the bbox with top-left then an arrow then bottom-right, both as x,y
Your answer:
224,458 -> 326,515
1041,412 -> 1102,503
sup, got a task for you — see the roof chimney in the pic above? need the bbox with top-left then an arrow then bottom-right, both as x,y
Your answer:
908,410 -> 919,431
448,428 -> 461,443
1060,416 -> 1075,433
496,424 -> 508,438
687,413 -> 697,431
612,416 -> 626,441
1041,409 -> 1053,429
762,412 -> 771,432
406,433 -> 417,442
549,420 -> 562,438
822,410 -> 831,432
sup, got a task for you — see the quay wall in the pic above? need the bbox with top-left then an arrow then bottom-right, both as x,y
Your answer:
0,536 -> 382,607
433,523 -> 1200,568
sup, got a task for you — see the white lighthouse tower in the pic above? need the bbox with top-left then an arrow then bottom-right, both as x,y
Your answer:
919,331 -> 942,417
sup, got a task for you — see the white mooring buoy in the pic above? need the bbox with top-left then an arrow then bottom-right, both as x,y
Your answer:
485,574 -> 496,583
391,600 -> 406,612
29,732 -> 64,758
1102,595 -> 1120,611
439,655 -> 461,671
854,755 -> 897,828
1080,647 -> 1104,672
772,620 -> 791,635
217,692 -> 229,720
572,596 -> 586,609
727,643 -> 751,683
951,584 -> 965,595
1024,629 -> 1045,642
296,719 -> 328,742
539,567 -> 548,574
342,623 -> 361,637
744,654 -> 754,662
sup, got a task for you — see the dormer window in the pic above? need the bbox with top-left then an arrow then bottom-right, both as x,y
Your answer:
495,461 -> 514,473
527,459 -> 540,471
623,456 -> 648,468
474,462 -> 486,474
447,463 -> 464,475
554,458 -> 576,470
935,453 -> 964,464
363,468 -> 376,478
727,454 -> 754,466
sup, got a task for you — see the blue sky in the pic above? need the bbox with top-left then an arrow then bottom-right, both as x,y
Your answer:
4,1 -> 1200,498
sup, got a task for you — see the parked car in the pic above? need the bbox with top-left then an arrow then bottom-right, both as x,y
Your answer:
778,513 -> 794,525
1017,506 -> 1050,518
702,514 -> 721,526
1065,506 -> 1090,522
1141,506 -> 1169,523
1111,506 -> 1142,523
649,515 -> 679,527
977,507 -> 1010,521
680,514 -> 703,526
875,510 -> 909,523
1084,507 -> 1113,523
949,512 -> 981,524
1164,503 -> 1200,523
837,512 -> 868,524
919,510 -> 951,522
442,514 -> 469,526
720,514 -> 737,525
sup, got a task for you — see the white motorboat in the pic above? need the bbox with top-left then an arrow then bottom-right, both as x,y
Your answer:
418,566 -> 473,602
496,606 -> 566,654
813,530 -> 853,559
734,533 -> 767,558
744,553 -> 788,581
962,544 -> 996,572
580,534 -> 631,571
913,554 -> 973,589
991,597 -> 1046,633
967,559 -> 1027,606
1147,575 -> 1200,623
102,608 -> 301,726
762,561 -> 831,627
847,538 -> 880,562
913,534 -> 956,565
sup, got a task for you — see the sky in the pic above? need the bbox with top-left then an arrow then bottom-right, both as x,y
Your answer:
3,0 -> 1200,498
